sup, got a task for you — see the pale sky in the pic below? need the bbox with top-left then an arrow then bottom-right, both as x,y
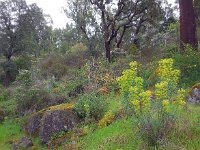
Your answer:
13,0 -> 177,29
26,0 -> 68,28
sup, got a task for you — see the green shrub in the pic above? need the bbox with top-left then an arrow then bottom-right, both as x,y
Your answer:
168,46 -> 200,87
74,93 -> 107,121
62,64 -> 89,99
0,86 -> 9,102
65,43 -> 88,67
16,69 -> 32,86
14,56 -> 32,70
14,86 -> 50,115
69,42 -> 87,56
2,60 -> 18,82
39,54 -> 68,79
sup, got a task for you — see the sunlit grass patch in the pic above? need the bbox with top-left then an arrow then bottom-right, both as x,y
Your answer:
77,118 -> 142,150
0,119 -> 22,150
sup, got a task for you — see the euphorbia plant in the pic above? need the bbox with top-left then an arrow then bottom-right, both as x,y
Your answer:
117,59 -> 186,146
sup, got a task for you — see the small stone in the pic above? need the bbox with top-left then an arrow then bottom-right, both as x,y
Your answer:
71,140 -> 76,145
188,88 -> 200,104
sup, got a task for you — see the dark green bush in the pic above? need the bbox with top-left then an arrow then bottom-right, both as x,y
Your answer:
14,56 -> 32,70
168,46 -> 200,87
0,86 -> 9,102
64,42 -> 88,67
2,60 -> 18,82
74,93 -> 107,120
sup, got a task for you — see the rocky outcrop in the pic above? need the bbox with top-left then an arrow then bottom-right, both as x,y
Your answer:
188,83 -> 200,104
24,112 -> 43,137
188,87 -> 200,104
39,109 -> 78,144
24,103 -> 79,144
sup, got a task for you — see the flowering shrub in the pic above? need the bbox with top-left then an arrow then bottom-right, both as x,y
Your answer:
117,58 -> 186,146
117,61 -> 152,114
16,69 -> 32,86
155,59 -> 186,112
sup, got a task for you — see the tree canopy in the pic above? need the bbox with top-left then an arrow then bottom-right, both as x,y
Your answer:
0,0 -> 50,60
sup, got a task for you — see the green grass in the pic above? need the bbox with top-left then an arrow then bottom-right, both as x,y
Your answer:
106,92 -> 123,113
75,104 -> 200,150
77,118 -> 143,150
0,119 -> 22,150
164,104 -> 200,150
0,119 -> 48,150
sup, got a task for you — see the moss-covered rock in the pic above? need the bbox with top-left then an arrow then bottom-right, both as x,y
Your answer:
24,103 -> 79,144
39,109 -> 79,144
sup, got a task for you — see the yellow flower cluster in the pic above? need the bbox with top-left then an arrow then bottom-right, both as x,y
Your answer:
129,90 -> 151,114
162,100 -> 170,112
156,59 -> 186,112
177,89 -> 186,106
117,61 -> 151,115
155,81 -> 168,100
158,58 -> 180,84
117,58 -> 186,116
117,58 -> 187,145
116,61 -> 138,93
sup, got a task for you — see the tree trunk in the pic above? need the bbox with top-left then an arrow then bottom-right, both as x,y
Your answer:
105,41 -> 111,62
117,27 -> 126,48
179,0 -> 198,50
101,6 -> 111,62
3,71 -> 11,87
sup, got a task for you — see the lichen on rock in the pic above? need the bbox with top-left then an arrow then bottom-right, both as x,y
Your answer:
24,103 -> 79,144
39,109 -> 79,144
